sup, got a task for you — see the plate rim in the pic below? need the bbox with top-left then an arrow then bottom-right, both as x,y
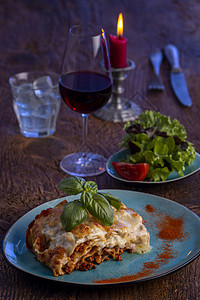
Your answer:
2,190 -> 200,286
106,149 -> 200,184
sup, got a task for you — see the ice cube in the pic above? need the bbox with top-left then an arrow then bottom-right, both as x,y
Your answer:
33,76 -> 53,98
17,83 -> 42,110
29,93 -> 42,110
33,104 -> 52,118
13,83 -> 33,105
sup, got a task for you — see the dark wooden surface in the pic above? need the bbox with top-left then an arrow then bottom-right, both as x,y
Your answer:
0,0 -> 200,299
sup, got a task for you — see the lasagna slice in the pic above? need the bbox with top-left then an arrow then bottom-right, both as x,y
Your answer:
26,200 -> 151,276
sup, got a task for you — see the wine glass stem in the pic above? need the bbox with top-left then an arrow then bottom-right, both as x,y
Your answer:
82,114 -> 88,158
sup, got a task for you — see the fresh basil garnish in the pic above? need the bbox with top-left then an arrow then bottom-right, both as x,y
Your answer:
87,194 -> 113,226
83,181 -> 98,194
58,176 -> 121,231
98,192 -> 121,210
58,176 -> 86,195
80,191 -> 93,209
60,200 -> 88,232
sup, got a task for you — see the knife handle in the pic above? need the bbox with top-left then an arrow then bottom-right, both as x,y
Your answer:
164,44 -> 181,70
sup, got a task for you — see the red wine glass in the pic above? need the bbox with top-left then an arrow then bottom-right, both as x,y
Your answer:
59,24 -> 112,176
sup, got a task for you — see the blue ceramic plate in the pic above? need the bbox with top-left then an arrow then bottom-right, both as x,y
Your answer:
106,149 -> 200,184
3,190 -> 200,286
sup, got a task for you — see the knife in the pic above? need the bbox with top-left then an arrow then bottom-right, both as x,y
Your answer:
164,44 -> 192,107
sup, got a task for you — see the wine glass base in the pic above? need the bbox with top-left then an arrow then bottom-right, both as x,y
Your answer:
60,152 -> 107,177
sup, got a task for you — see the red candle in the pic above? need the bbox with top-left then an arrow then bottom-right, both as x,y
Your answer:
109,13 -> 127,68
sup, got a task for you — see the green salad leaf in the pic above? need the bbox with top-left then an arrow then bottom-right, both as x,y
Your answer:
58,176 -> 121,231
121,110 -> 196,182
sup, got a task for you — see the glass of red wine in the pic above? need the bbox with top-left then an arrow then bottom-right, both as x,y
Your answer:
59,24 -> 112,176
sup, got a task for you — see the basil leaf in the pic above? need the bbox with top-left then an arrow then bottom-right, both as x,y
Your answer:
87,194 -> 113,226
98,193 -> 121,210
60,200 -> 88,232
83,181 -> 98,194
58,176 -> 86,195
80,191 -> 93,209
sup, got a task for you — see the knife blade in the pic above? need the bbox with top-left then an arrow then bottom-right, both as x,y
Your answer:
164,44 -> 192,107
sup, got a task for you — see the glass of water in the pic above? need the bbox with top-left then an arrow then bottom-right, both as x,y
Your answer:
9,71 -> 61,138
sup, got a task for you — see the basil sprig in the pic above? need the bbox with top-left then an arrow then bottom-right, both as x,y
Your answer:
58,176 -> 121,232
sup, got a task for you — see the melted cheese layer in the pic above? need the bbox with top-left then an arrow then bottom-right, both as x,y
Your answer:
26,200 -> 151,276
35,202 -> 150,254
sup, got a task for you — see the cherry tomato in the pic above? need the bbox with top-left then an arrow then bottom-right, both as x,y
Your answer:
112,162 -> 150,181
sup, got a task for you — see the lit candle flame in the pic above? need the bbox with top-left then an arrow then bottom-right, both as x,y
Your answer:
117,13 -> 123,38
101,28 -> 105,40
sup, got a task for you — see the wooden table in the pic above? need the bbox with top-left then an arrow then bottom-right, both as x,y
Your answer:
0,0 -> 200,299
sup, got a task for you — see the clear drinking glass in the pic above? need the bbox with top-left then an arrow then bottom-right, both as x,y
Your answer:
59,24 -> 112,177
9,71 -> 61,138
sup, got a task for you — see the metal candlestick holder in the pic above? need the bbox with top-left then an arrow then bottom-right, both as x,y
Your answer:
94,59 -> 141,122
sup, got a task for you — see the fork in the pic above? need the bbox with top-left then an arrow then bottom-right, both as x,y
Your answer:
148,49 -> 164,91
